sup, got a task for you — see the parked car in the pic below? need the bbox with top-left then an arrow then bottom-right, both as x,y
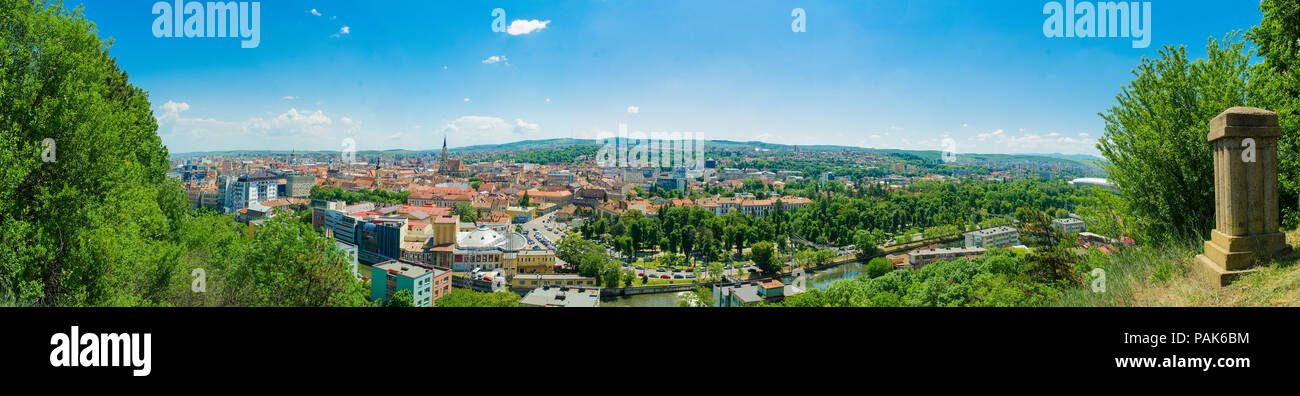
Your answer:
673,275 -> 683,279
659,274 -> 670,279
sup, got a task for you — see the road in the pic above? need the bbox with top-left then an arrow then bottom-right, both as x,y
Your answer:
521,211 -> 570,268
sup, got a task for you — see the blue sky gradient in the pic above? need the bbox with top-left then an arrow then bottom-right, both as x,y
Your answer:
75,0 -> 1266,155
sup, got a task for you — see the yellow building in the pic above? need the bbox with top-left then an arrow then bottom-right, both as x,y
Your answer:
510,274 -> 597,291
514,250 -> 556,275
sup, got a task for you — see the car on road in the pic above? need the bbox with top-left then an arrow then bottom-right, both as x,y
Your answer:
635,266 -> 644,270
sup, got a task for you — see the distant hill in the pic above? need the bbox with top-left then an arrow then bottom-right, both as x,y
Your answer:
170,137 -> 1104,171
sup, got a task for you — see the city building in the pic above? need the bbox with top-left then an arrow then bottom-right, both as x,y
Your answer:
225,173 -> 279,211
512,250 -> 557,276
519,285 -> 602,307
370,260 -> 452,307
452,225 -> 528,273
285,173 -> 315,198
510,274 -> 598,291
358,217 -> 408,264
1051,218 -> 1087,235
964,226 -> 1020,249
712,279 -> 803,307
451,269 -> 508,293
545,170 -> 575,186
907,247 -> 986,269
335,241 -> 359,278
1069,177 -> 1117,193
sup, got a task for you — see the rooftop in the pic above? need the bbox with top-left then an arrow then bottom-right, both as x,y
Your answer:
519,286 -> 601,307
966,226 -> 1017,237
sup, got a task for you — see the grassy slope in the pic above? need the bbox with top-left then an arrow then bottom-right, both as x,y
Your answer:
1058,232 -> 1300,307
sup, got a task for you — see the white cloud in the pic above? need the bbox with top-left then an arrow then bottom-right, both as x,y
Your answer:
282,96 -> 299,100
626,106 -> 639,114
514,119 -> 541,134
507,19 -> 550,35
439,115 -> 542,143
961,123 -> 969,128
481,55 -> 507,64
1079,132 -> 1090,137
973,129 -> 1004,141
245,108 -> 334,137
545,98 -> 551,103
309,9 -> 322,16
154,102 -> 361,151
463,98 -> 470,103
158,100 -> 190,121
331,26 -> 350,38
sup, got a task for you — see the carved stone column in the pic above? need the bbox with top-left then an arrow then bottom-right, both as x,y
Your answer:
1195,106 -> 1290,287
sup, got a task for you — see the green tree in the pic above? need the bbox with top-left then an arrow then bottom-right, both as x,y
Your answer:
1250,0 -> 1300,227
225,216 -> 371,307
707,262 -> 724,281
1097,33 -> 1272,244
383,289 -> 414,307
436,289 -> 521,307
865,257 -> 893,279
1,2 -> 197,306
751,241 -> 780,275
453,201 -> 478,222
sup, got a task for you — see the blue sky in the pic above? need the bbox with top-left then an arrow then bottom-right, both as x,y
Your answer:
74,0 -> 1265,155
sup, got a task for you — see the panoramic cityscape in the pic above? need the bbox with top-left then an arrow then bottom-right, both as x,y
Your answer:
4,0 -> 1300,311
11,0 -> 1300,380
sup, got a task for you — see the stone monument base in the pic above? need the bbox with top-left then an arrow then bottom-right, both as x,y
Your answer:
1194,230 -> 1289,288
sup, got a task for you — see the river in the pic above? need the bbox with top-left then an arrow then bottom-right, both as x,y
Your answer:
600,260 -> 872,307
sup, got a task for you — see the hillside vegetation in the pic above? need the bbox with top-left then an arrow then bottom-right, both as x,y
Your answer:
1058,233 -> 1300,307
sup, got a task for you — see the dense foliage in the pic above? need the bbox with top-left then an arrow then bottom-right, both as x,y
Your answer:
1097,33 -> 1272,244
0,2 -> 368,306
477,145 -> 600,165
1250,0 -> 1300,228
310,185 -> 412,205
772,248 -> 1076,307
436,289 -> 521,307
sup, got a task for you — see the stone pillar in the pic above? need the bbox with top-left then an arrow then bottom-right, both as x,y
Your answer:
1195,106 -> 1290,287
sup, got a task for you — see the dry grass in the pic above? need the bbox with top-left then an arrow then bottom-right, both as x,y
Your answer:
1057,231 -> 1300,307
